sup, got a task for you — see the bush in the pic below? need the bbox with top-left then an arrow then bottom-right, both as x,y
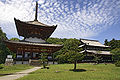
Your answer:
0,64 -> 4,69
115,61 -> 120,67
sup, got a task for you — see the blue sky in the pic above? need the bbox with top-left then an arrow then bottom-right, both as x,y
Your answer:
0,0 -> 120,43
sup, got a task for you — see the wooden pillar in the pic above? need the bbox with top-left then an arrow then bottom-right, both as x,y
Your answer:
52,53 -> 55,64
15,50 -> 18,64
22,51 -> 24,64
30,50 -> 33,59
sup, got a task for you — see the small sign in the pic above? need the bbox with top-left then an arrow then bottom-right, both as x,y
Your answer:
7,55 -> 12,59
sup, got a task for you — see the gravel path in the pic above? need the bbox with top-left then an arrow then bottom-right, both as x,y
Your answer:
0,67 -> 41,80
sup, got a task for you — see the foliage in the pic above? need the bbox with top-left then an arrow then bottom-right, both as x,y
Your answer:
47,38 -> 67,44
0,28 -> 13,64
0,28 -> 7,41
10,38 -> 20,41
39,53 -> 48,68
47,38 -> 84,67
111,48 -> 120,61
104,39 -> 108,46
104,38 -> 120,50
67,50 -> 84,70
93,51 -> 102,64
56,54 -> 68,63
56,38 -> 84,70
0,64 -> 3,69
17,64 -> 120,80
115,61 -> 120,67
104,39 -> 120,65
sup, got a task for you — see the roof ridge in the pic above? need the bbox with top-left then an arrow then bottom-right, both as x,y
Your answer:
80,38 -> 99,42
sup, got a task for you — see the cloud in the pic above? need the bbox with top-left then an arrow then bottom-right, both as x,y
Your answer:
0,0 -> 120,39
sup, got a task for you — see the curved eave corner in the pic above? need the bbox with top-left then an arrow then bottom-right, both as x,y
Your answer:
14,18 -> 57,28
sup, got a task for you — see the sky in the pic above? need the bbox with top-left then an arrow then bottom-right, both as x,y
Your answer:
0,0 -> 120,43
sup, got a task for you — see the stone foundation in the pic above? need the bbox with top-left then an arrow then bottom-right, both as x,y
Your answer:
29,59 -> 41,66
5,59 -> 13,66
16,61 -> 29,64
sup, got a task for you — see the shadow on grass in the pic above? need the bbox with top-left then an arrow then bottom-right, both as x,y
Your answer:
69,69 -> 86,72
0,67 -> 3,69
0,73 -> 13,76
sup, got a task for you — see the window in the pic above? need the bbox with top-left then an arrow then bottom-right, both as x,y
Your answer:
33,52 -> 39,58
24,52 -> 30,58
17,55 -> 22,58
48,56 -> 52,59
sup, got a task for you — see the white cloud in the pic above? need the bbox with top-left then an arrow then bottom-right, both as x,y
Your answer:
0,0 -> 120,39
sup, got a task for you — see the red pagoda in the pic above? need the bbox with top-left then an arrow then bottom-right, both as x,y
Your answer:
4,2 -> 63,65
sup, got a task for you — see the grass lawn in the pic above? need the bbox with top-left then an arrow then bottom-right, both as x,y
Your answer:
0,64 -> 33,76
17,63 -> 120,80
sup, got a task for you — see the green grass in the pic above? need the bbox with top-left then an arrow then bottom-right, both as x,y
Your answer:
17,64 -> 120,80
0,64 -> 33,76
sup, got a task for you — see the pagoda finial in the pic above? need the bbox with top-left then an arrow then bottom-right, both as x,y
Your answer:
34,1 -> 38,21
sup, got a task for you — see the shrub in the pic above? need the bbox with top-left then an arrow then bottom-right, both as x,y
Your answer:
0,64 -> 4,69
115,61 -> 120,67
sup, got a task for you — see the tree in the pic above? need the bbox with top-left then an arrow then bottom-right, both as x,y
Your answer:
0,27 -> 7,41
67,50 -> 84,70
57,39 -> 84,70
0,28 -> 13,64
104,39 -> 108,46
104,38 -> 120,50
10,38 -> 19,41
40,53 -> 48,68
111,48 -> 120,61
47,38 -> 84,65
93,51 -> 102,64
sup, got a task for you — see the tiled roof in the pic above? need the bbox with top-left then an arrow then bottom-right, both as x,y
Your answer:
5,40 -> 63,47
26,21 -> 55,27
80,50 -> 111,55
80,39 -> 109,47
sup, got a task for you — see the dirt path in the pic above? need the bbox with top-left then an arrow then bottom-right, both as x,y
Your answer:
0,67 -> 41,80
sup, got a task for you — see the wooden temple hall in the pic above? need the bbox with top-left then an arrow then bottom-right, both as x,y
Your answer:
4,2 -> 63,65
79,39 -> 112,63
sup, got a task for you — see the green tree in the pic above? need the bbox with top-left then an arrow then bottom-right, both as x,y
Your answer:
40,53 -> 48,68
10,38 -> 19,41
67,50 -> 84,70
0,28 -> 12,64
104,39 -> 108,46
93,51 -> 102,64
104,38 -> 120,50
111,48 -> 120,61
57,39 -> 84,70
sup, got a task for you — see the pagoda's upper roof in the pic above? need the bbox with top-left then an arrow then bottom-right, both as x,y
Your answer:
26,20 -> 51,27
80,39 -> 110,47
14,2 -> 57,40
14,18 -> 57,40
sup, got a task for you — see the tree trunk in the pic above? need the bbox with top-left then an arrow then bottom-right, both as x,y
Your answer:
74,60 -> 77,70
43,61 -> 45,68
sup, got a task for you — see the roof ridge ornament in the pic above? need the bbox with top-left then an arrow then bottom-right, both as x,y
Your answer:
34,1 -> 38,21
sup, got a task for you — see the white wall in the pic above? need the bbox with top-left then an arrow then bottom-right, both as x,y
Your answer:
25,37 -> 45,43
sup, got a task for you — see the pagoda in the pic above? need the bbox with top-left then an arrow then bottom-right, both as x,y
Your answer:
79,39 -> 112,63
4,2 -> 63,65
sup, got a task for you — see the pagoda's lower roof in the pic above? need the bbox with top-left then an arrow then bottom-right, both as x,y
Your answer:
5,40 -> 62,47
4,40 -> 63,53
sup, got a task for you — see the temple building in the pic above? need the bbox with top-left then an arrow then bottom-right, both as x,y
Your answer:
79,39 -> 112,63
4,2 -> 63,65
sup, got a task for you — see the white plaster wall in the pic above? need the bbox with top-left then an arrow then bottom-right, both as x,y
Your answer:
48,61 -> 58,64
16,61 -> 22,64
25,37 -> 45,43
16,61 -> 29,64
